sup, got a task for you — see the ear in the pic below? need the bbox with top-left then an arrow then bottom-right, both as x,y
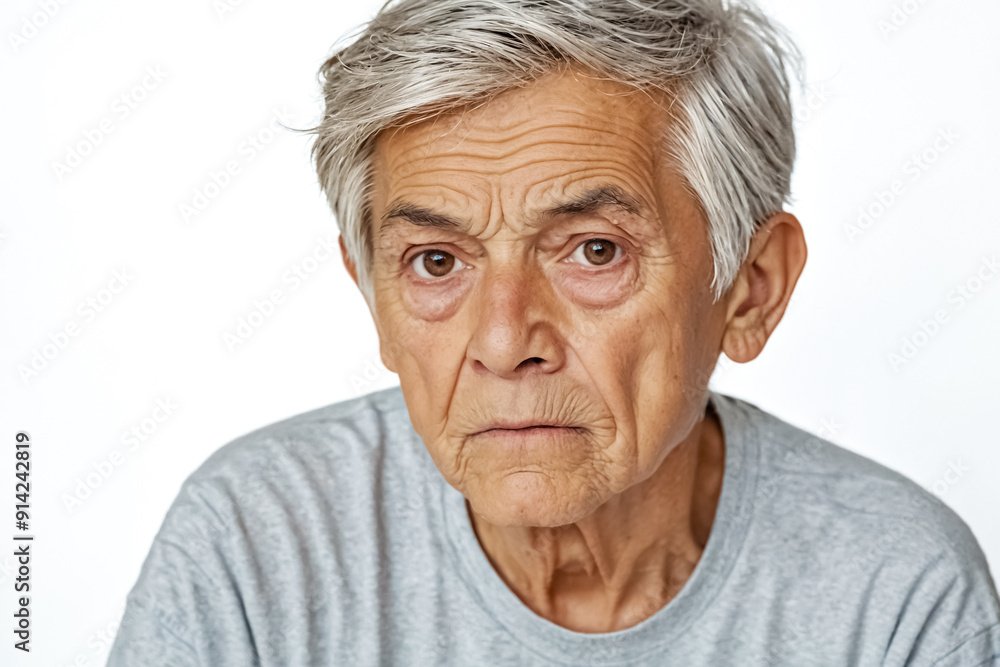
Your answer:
339,235 -> 360,287
720,212 -> 807,363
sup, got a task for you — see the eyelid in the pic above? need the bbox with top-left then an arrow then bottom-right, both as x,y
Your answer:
402,242 -> 467,267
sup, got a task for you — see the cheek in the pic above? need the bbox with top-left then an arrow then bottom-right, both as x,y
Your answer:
372,286 -> 469,424
572,288 -> 705,438
628,302 -> 714,437
371,259 -> 469,346
391,341 -> 459,455
552,256 -> 641,310
400,272 -> 474,322
565,268 -> 681,382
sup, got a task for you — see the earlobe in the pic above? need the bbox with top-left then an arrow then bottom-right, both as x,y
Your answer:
339,235 -> 360,287
720,212 -> 808,363
379,338 -> 399,374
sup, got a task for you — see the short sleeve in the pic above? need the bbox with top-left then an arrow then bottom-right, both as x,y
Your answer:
106,481 -> 261,666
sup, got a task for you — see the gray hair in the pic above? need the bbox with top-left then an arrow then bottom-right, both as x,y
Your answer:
307,0 -> 803,307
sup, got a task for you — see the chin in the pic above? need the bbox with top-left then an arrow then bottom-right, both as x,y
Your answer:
469,471 -> 607,528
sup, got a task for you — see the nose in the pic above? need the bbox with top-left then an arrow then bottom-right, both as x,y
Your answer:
466,263 -> 565,380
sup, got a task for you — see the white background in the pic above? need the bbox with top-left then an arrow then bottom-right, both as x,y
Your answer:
1,0 -> 998,664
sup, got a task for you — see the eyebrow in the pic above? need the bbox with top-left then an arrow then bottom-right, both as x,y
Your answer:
379,202 -> 464,233
540,185 -> 645,219
378,185 -> 649,234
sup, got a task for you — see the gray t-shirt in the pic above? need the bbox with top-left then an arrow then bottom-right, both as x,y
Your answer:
106,386 -> 1000,666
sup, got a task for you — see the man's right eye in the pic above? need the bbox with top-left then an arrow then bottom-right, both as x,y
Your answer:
411,249 -> 468,280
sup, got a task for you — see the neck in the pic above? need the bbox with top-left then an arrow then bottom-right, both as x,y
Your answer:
466,401 -> 726,633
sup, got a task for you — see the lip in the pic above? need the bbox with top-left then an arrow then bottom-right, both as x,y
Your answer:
474,422 -> 575,435
471,425 -> 584,446
471,425 -> 582,452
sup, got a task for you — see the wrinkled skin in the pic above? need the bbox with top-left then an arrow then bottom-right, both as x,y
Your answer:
339,66 -> 807,632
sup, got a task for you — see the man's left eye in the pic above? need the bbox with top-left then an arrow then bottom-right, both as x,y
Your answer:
568,238 -> 622,267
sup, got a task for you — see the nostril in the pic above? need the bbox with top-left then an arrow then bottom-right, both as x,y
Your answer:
516,357 -> 545,370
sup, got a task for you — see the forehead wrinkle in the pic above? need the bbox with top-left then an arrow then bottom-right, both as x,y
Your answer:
376,68 -> 674,168
390,153 -> 655,184
387,181 -> 483,207
388,124 -> 658,179
385,161 -> 661,237
384,99 -> 664,158
390,125 -> 659,172
445,119 -> 657,149
376,89 -> 671,240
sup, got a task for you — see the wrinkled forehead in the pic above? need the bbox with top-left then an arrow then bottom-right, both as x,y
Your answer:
371,69 -> 674,190
368,70 -> 679,240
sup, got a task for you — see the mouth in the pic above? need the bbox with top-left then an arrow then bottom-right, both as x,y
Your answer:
475,422 -> 575,435
471,423 -> 585,449
471,425 -> 582,455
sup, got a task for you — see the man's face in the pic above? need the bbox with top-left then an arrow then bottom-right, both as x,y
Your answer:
366,68 -> 729,528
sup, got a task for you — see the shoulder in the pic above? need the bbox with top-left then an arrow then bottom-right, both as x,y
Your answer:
109,387 -> 420,663
715,392 -> 1000,659
190,384 -> 411,487
155,385 -> 419,556
716,391 -> 975,545
184,385 -> 412,501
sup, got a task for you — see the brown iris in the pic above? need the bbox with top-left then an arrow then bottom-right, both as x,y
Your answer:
422,250 -> 455,277
582,239 -> 616,266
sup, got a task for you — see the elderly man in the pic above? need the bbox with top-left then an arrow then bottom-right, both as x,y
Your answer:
108,0 -> 1000,664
